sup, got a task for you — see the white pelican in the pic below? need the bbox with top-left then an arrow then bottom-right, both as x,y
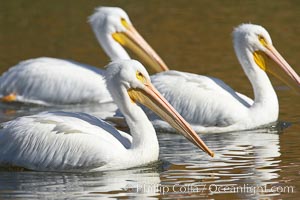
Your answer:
147,24 -> 300,133
0,60 -> 213,172
0,7 -> 168,105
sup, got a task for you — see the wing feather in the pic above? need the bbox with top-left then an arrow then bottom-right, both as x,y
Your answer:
0,57 -> 113,105
0,111 -> 131,171
150,70 -> 253,127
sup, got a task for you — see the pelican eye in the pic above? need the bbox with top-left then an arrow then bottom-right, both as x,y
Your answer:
136,71 -> 146,83
121,18 -> 130,29
258,35 -> 268,47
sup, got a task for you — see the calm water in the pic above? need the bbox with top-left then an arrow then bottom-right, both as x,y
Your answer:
0,1 -> 299,199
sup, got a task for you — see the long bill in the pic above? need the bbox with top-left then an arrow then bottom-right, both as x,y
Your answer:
264,44 -> 300,93
112,20 -> 169,73
128,82 -> 214,157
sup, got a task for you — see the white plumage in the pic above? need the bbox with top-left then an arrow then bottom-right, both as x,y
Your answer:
0,111 -> 131,171
147,24 -> 300,133
0,58 -> 110,105
151,70 -> 253,126
0,60 -> 213,172
0,7 -> 167,105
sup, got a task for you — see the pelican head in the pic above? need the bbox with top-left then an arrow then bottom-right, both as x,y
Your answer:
106,59 -> 214,157
233,24 -> 300,92
89,7 -> 169,72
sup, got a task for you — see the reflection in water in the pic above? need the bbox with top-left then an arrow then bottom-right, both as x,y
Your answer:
0,101 -> 117,122
0,126 -> 282,199
0,168 -> 160,199
158,129 -> 282,199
